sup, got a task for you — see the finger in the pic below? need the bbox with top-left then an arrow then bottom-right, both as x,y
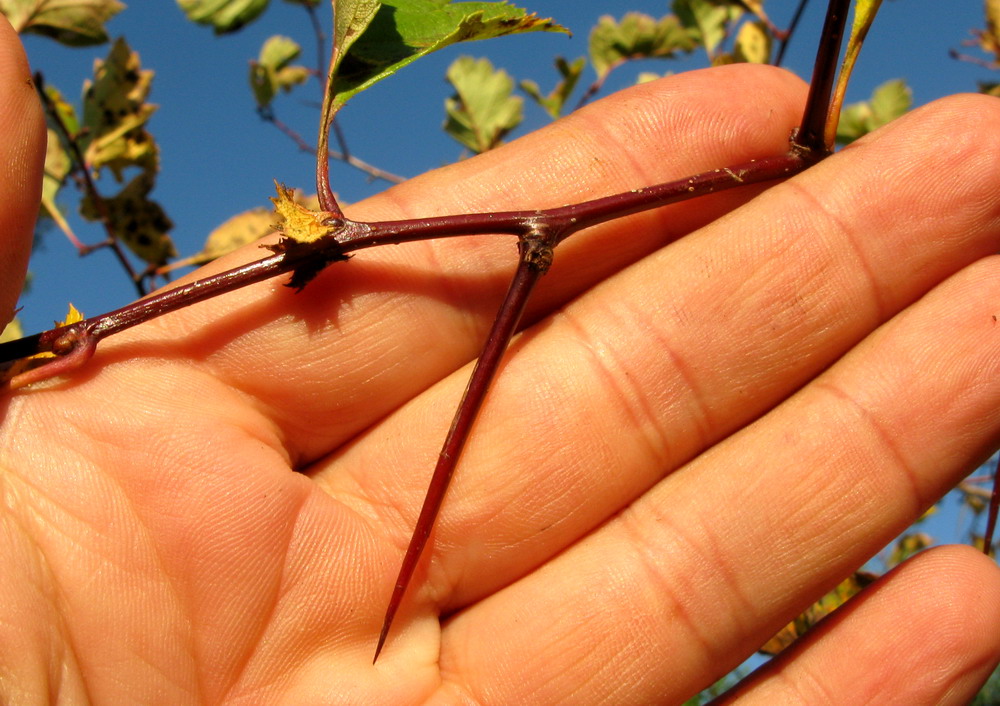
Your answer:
436,248 -> 1000,703
0,15 -> 45,326
718,546 -> 1000,705
331,94 -> 1000,611
111,64 -> 808,461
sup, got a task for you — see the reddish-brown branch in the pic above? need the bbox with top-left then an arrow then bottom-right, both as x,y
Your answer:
373,236 -> 550,662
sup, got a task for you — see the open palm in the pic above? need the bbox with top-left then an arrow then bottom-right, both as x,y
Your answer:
2,19 -> 1000,704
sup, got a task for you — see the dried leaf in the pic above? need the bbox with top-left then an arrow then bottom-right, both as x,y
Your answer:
270,181 -> 338,244
81,37 -> 158,180
1,0 -> 124,46
444,56 -> 522,153
81,172 -> 176,266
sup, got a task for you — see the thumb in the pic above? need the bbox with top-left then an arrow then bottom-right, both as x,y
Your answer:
0,14 -> 45,328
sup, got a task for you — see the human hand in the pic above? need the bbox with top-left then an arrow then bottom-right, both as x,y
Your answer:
2,17 -> 1000,703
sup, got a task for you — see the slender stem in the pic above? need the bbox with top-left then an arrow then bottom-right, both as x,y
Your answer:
373,242 -> 548,663
795,0 -> 851,156
0,153 -> 807,376
259,108 -> 405,184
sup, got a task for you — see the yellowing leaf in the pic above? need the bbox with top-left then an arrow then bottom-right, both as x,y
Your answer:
0,318 -> 24,344
825,0 -> 885,148
444,56 -> 522,153
81,37 -> 158,180
270,182 -> 338,244
39,127 -> 79,246
1,0 -> 124,46
982,0 -> 1000,61
250,35 -> 310,108
733,19 -> 770,64
760,571 -> 878,656
80,172 -> 176,266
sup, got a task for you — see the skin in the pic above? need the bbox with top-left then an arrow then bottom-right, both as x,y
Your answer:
2,15 -> 1000,705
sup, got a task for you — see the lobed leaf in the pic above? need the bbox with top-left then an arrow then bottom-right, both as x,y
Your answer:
250,35 -> 310,108
444,55 -> 521,153
325,0 -> 566,116
1,0 -> 124,46
80,172 -> 176,266
81,37 -> 159,180
835,78 -> 910,145
673,0 -> 742,61
176,0 -> 269,34
588,11 -> 695,80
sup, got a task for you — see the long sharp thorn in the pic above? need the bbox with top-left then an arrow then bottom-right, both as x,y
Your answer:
373,252 -> 545,663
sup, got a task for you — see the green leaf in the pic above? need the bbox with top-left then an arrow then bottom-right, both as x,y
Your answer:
39,128 -> 79,246
444,55 -> 521,153
588,11 -> 696,80
250,35 -> 310,108
81,37 -> 159,180
835,78 -> 911,145
825,0 -> 885,147
176,0 -> 269,34
673,0 -> 742,60
1,0 -> 124,46
733,19 -> 769,64
518,55 -> 584,119
327,0 -> 566,115
80,172 -> 176,266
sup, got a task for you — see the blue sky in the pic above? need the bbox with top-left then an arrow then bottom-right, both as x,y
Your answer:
9,2 -> 999,551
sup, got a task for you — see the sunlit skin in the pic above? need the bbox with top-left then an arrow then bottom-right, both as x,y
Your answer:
2,12 -> 1000,705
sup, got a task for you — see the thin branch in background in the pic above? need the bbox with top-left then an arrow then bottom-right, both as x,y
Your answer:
36,73 -> 147,297
774,0 -> 811,67
303,0 -> 327,85
258,107 -> 406,184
